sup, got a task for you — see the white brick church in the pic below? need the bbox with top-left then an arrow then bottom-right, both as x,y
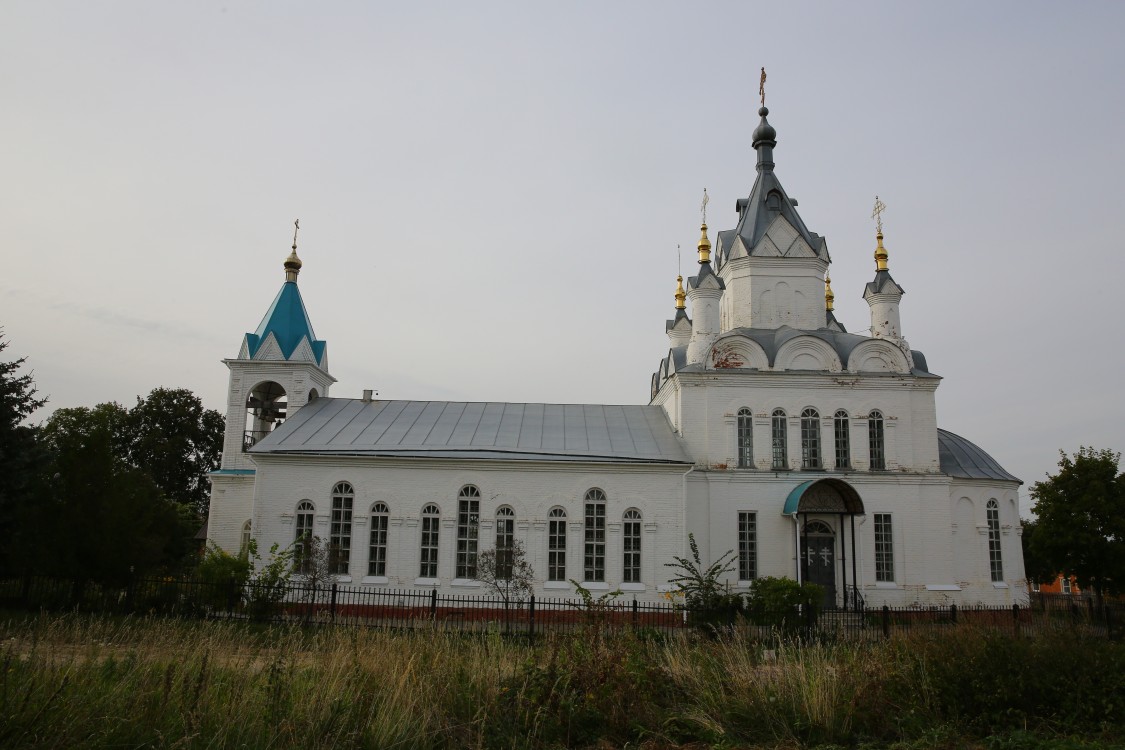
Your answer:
207,104 -> 1025,607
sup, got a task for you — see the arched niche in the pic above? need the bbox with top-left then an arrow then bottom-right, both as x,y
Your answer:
707,335 -> 769,370
774,335 -> 842,372
846,340 -> 911,374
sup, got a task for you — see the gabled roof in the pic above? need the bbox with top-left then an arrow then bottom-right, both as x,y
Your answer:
864,269 -> 904,296
937,429 -> 1021,483
243,281 -> 327,365
251,397 -> 693,465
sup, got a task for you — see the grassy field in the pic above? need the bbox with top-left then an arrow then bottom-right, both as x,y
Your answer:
1,612 -> 1123,749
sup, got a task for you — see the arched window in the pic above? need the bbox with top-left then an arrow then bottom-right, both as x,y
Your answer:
240,519 -> 252,557
987,499 -> 1003,582
868,410 -> 886,471
548,508 -> 567,582
584,488 -> 607,582
737,407 -> 753,468
623,509 -> 642,583
420,504 -> 440,578
833,410 -> 850,469
368,502 -> 389,577
330,482 -> 354,575
771,409 -> 788,469
456,486 -> 481,579
495,506 -> 515,579
801,408 -> 821,469
295,501 -> 314,574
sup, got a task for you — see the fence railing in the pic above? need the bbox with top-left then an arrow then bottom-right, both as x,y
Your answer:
0,574 -> 1120,642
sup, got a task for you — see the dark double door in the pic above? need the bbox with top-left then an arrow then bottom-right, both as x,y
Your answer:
802,535 -> 837,609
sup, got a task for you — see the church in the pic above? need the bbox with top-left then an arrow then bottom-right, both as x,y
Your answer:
206,103 -> 1025,608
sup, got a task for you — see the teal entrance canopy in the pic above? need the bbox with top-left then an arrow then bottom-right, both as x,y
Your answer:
783,478 -> 865,515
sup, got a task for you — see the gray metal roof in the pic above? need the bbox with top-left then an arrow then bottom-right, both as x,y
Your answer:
937,428 -> 1021,483
251,398 -> 693,465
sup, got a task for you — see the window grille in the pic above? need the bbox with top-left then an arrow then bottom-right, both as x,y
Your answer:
738,511 -> 757,581
548,508 -> 567,581
801,408 -> 821,469
584,488 -> 606,581
987,499 -> 1003,582
495,506 -> 515,579
623,509 -> 641,583
456,486 -> 480,579
833,410 -> 850,469
295,501 -> 314,574
368,502 -> 389,576
868,411 -> 886,471
420,504 -> 440,578
771,409 -> 788,469
330,482 -> 353,574
737,407 -> 753,468
874,513 -> 894,582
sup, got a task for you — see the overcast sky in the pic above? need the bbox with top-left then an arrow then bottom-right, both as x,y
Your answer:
4,2 -> 1123,515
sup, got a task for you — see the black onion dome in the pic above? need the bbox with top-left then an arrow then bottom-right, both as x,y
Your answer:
752,106 -> 776,145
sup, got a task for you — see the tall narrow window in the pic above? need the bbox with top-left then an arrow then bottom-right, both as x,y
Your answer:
738,511 -> 757,581
868,410 -> 886,471
495,506 -> 515,579
833,410 -> 850,469
368,502 -> 389,577
623,509 -> 642,583
240,520 -> 252,557
456,485 -> 481,579
584,488 -> 607,582
987,499 -> 1003,582
801,408 -> 821,469
1061,576 -> 1072,594
737,408 -> 753,468
295,501 -> 314,574
548,508 -> 567,581
420,504 -> 440,578
330,482 -> 354,574
874,513 -> 894,582
771,409 -> 788,469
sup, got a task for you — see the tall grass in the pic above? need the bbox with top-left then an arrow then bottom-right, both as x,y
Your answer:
1,613 -> 1122,749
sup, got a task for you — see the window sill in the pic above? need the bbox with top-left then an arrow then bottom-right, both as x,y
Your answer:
579,581 -> 610,590
362,576 -> 389,585
619,583 -> 645,592
875,582 -> 900,589
737,580 -> 755,588
543,581 -> 570,590
334,576 -> 353,584
414,578 -> 439,587
925,584 -> 961,591
451,579 -> 481,588
992,581 -> 1009,589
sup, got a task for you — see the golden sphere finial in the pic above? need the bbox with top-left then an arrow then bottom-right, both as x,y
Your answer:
874,231 -> 889,272
697,223 -> 711,265
825,273 -> 835,311
675,275 -> 686,310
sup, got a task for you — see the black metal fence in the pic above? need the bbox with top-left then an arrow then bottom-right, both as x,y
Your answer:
0,574 -> 1120,642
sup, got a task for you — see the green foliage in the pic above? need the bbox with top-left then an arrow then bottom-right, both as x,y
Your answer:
568,579 -> 623,627
0,332 -> 47,574
744,576 -> 824,630
475,538 -> 534,606
664,532 -> 743,629
244,539 -> 295,620
195,543 -> 251,610
1029,447 -> 1125,597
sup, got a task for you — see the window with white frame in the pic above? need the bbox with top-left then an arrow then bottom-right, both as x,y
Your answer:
456,485 -> 481,579
737,407 -> 753,468
874,513 -> 894,582
771,409 -> 788,469
987,499 -> 1003,582
368,502 -> 389,576
330,482 -> 354,574
420,504 -> 440,578
584,488 -> 607,581
868,410 -> 886,471
801,407 -> 821,469
738,511 -> 757,581
833,410 -> 850,469
240,519 -> 252,557
1061,576 -> 1072,594
548,507 -> 567,581
295,501 -> 314,574
495,506 -> 515,579
623,509 -> 642,583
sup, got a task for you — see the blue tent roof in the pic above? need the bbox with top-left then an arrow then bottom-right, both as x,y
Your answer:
244,281 -> 326,363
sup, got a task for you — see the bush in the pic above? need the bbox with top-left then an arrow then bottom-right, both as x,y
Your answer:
745,576 -> 824,629
195,543 -> 250,611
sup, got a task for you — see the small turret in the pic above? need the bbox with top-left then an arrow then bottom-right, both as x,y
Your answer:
863,197 -> 906,343
686,221 -> 725,365
666,275 -> 692,348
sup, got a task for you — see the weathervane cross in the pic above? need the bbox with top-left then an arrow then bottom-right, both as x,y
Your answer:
700,187 -> 709,224
759,67 -> 767,106
871,196 -> 886,234
292,219 -> 300,250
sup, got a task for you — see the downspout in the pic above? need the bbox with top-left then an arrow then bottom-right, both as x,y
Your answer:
793,515 -> 802,585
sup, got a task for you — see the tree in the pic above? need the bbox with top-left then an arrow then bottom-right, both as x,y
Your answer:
1029,447 -> 1125,599
476,539 -> 535,608
0,331 -> 47,572
664,533 -> 738,611
1019,516 -> 1056,586
125,387 -> 224,517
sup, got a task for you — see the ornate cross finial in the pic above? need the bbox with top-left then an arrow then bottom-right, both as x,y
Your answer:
759,67 -> 767,106
292,218 -> 300,251
700,187 -> 709,225
677,244 -> 682,276
871,196 -> 886,234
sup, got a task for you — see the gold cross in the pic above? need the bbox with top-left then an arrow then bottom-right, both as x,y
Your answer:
700,187 -> 709,224
871,196 -> 886,234
292,218 -> 300,250
759,67 -> 767,106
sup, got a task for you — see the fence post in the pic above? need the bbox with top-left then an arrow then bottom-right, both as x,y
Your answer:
882,605 -> 890,639
528,594 -> 536,643
1012,603 -> 1020,637
950,603 -> 957,625
632,597 -> 639,628
329,583 -> 338,624
430,589 -> 437,622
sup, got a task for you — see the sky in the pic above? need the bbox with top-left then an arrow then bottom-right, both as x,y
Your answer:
3,2 -> 1123,516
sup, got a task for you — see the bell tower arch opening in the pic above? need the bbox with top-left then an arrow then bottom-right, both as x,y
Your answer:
244,381 -> 288,451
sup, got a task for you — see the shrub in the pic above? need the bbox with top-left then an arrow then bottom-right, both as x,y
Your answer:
745,576 -> 824,629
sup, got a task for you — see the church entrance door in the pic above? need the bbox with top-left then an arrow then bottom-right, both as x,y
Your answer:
802,522 -> 836,610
